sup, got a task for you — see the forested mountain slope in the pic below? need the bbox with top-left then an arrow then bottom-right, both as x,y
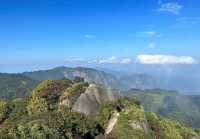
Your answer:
23,66 -> 157,90
0,73 -> 39,100
0,79 -> 199,139
125,89 -> 200,128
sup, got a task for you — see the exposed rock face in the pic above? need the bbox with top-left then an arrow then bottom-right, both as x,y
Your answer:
72,84 -> 120,116
128,119 -> 149,134
105,106 -> 149,136
143,115 -> 150,134
105,111 -> 120,134
62,68 -> 121,89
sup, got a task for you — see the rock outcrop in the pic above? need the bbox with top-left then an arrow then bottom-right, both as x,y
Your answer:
72,84 -> 120,116
105,111 -> 120,134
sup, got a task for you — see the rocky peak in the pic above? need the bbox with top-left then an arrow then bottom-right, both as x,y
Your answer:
72,83 -> 119,116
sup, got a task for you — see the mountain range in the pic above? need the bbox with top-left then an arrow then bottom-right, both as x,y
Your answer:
22,66 -> 158,90
0,78 -> 199,139
21,66 -> 200,93
0,66 -> 200,129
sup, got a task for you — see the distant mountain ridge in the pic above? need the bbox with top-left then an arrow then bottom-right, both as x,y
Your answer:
23,66 -> 157,90
120,74 -> 158,90
0,66 -> 158,101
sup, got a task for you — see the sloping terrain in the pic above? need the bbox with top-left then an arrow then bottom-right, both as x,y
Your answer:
96,98 -> 200,139
125,89 -> 200,128
23,66 -> 157,90
23,67 -> 122,89
0,79 -> 199,139
72,83 -> 120,116
0,73 -> 39,100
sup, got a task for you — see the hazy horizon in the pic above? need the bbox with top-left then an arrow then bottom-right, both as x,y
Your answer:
0,0 -> 200,94
1,0 -> 200,73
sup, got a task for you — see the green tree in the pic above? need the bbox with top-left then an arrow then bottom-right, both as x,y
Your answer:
0,100 -> 13,124
27,96 -> 48,115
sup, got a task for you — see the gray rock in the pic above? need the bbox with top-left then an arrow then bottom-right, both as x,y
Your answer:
72,84 -> 119,116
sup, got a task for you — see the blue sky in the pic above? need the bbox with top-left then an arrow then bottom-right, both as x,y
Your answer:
0,0 -> 200,72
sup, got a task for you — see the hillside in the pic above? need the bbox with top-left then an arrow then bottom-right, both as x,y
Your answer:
0,79 -> 199,139
23,67 -> 121,89
1,67 -> 200,129
120,74 -> 158,90
23,66 -> 157,90
125,89 -> 200,128
0,73 -> 39,100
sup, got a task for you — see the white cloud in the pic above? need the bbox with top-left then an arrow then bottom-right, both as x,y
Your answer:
136,31 -> 161,38
158,2 -> 183,15
65,56 -> 132,65
148,42 -> 156,49
99,56 -> 118,64
84,34 -> 95,38
136,54 -> 197,64
99,56 -> 132,64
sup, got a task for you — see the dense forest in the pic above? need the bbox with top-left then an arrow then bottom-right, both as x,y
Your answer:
0,73 -> 39,100
0,78 -> 199,139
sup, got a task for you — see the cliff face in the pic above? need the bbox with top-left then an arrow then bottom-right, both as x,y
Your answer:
59,83 -> 151,138
58,82 -> 200,139
60,83 -> 121,116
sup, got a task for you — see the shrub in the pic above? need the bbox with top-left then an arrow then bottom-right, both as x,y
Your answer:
27,96 -> 48,115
